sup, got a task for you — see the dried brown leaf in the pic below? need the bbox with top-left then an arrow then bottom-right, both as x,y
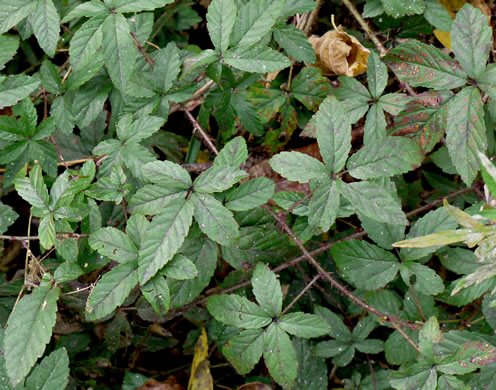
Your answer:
308,27 -> 370,77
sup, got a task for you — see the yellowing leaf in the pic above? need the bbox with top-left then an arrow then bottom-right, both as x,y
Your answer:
187,328 -> 213,390
433,30 -> 452,49
308,26 -> 370,77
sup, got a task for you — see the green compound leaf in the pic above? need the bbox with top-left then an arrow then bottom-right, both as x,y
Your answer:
225,177 -> 275,211
315,95 -> 351,173
269,151 -> 327,183
446,87 -> 487,185
263,323 -> 298,390
138,197 -> 194,284
380,0 -> 425,18
336,180 -> 408,226
223,328 -> 265,374
25,348 -> 69,390
4,286 -> 60,386
224,46 -> 291,73
279,312 -> 331,338
86,261 -> 138,321
230,0 -> 284,47
192,193 -> 239,246
0,75 -> 40,110
194,165 -> 248,193
252,263 -> 282,317
347,136 -> 423,180
331,239 -> 400,290
207,294 -> 272,329
89,227 -> 138,263
30,0 -> 60,57
451,4 -> 492,80
102,13 -> 138,91
385,41 -> 467,90
206,0 -> 236,53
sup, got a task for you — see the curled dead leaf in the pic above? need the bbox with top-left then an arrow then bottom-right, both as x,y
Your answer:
308,26 -> 370,77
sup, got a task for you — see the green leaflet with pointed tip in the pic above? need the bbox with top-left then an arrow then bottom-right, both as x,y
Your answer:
14,165 -> 49,210
39,214 -> 56,250
128,185 -> 187,215
269,151 -> 327,183
69,16 -> 104,72
192,192 -> 239,246
162,254 -> 198,280
0,0 -> 36,35
141,273 -> 170,314
225,177 -> 275,211
479,152 -> 496,200
30,0 -> 60,57
446,87 -> 487,185
273,24 -> 315,64
291,67 -> 332,111
0,202 -> 17,235
451,4 -> 492,80
86,261 -> 138,321
214,136 -> 248,168
279,313 -> 331,338
252,263 -> 282,317
138,197 -> 194,284
0,34 -> 19,71
223,328 -> 265,374
347,137 -> 423,180
207,294 -> 272,329
61,1 -> 108,22
102,13 -> 138,91
380,0 -> 425,18
89,227 -> 138,263
400,261 -> 445,295
4,286 -> 60,387
0,75 -> 40,110
336,180 -> 408,225
315,96 -> 351,173
367,51 -> 388,99
308,178 -> 339,232
224,46 -> 291,73
207,0 -> 236,53
230,0 -> 284,47
25,348 -> 69,390
142,160 -> 191,189
264,323 -> 298,390
331,240 -> 400,290
112,0 -> 174,12
194,165 -> 248,193
385,41 -> 467,90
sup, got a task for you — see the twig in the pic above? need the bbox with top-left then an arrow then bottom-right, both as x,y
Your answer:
182,106 -> 219,156
341,0 -> 387,56
130,32 -> 155,69
0,233 -> 89,241
281,274 -> 321,315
